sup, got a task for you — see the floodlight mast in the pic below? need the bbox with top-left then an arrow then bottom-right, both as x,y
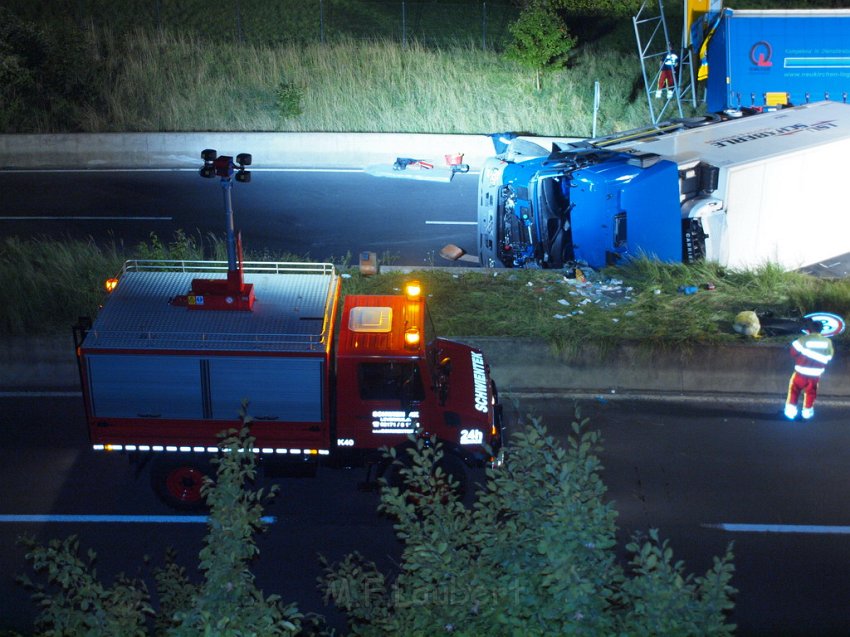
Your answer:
171,149 -> 255,311
200,149 -> 252,271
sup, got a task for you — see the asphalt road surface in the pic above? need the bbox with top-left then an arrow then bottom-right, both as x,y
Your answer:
2,392 -> 850,636
0,168 -> 481,267
3,167 -> 849,274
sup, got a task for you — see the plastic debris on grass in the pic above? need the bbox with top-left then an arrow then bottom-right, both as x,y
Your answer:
551,266 -> 636,319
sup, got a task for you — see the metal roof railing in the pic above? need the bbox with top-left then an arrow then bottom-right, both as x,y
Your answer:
122,260 -> 337,276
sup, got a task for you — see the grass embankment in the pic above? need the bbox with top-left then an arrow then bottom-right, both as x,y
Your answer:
7,23 -> 651,136
3,234 -> 848,352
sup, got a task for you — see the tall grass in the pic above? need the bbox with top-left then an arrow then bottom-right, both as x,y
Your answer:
0,237 -> 125,335
3,237 -> 847,350
75,28 -> 649,136
342,261 -> 850,355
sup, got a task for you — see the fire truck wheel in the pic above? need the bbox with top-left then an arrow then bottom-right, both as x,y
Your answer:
151,457 -> 211,511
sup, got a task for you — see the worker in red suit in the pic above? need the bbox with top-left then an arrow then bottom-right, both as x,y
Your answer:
656,46 -> 679,99
784,319 -> 834,420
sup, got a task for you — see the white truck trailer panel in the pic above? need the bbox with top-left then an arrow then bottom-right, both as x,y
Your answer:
623,101 -> 850,269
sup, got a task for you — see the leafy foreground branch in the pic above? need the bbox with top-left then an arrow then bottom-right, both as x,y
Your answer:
16,410 -> 735,636
17,407 -> 305,637
320,414 -> 736,636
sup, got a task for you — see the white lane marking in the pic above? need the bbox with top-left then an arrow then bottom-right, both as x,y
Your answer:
0,216 -> 172,221
0,514 -> 276,524
256,168 -> 364,173
704,523 -> 850,534
425,220 -> 476,225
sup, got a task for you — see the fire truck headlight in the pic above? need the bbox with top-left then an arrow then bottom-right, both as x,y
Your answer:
404,280 -> 422,301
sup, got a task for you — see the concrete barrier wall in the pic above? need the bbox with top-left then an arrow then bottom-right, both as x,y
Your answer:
4,334 -> 847,399
463,337 -> 849,398
0,132 -> 496,170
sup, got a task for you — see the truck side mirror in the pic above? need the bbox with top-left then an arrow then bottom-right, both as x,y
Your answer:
435,357 -> 451,406
400,365 -> 421,412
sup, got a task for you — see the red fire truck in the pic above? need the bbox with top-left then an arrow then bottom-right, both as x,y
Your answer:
72,151 -> 502,509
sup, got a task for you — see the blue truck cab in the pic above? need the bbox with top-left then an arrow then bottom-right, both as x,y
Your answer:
477,139 -> 694,269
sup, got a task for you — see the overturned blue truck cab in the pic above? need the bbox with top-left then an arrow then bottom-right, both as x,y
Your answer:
477,137 -> 714,270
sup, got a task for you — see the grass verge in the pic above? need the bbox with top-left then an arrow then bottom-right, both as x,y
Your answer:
5,233 -> 845,353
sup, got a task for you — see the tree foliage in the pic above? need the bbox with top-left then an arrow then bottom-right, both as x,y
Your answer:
17,535 -> 152,637
548,0 -> 643,16
17,407 -> 736,636
0,8 -> 106,133
320,413 -> 737,636
17,408 -> 305,636
166,417 -> 303,636
505,3 -> 576,91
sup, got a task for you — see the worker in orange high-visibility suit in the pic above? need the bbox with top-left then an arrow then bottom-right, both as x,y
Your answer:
784,319 -> 834,420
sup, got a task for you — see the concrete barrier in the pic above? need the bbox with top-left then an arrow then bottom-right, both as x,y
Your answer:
464,337 -> 848,398
0,132 -> 496,170
3,334 -> 847,400
0,335 -> 79,390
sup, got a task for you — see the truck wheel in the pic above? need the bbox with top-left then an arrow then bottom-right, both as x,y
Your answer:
151,457 -> 211,511
676,114 -> 721,128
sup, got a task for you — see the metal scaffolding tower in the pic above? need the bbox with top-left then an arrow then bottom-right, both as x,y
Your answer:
633,0 -> 699,125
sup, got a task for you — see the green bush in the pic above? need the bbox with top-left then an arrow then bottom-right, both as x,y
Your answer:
17,534 -> 153,636
505,4 -> 577,91
319,412 -> 736,635
276,79 -> 304,120
17,409 -> 305,636
0,9 -> 107,133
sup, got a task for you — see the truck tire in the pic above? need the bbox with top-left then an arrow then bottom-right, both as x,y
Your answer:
676,114 -> 721,128
151,457 -> 212,511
